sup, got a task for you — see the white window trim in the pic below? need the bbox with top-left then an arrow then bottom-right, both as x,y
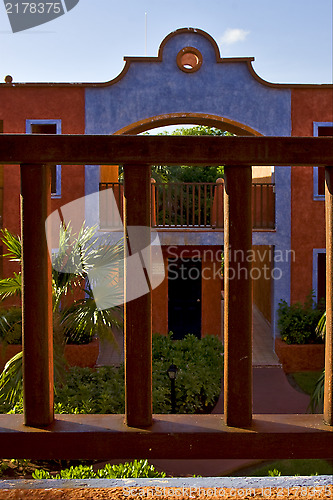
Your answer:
26,119 -> 62,199
313,122 -> 333,200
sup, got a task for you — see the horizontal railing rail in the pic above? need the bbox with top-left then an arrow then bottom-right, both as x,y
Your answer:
99,181 -> 275,229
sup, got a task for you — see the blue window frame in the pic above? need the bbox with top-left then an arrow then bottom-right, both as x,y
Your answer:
313,122 -> 333,200
26,119 -> 62,198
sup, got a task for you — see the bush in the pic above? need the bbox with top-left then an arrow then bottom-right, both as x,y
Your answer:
152,333 -> 223,413
32,459 -> 166,479
277,297 -> 324,344
1,333 -> 223,415
0,307 -> 22,345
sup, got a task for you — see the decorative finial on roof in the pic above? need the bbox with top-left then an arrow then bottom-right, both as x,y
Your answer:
5,75 -> 13,84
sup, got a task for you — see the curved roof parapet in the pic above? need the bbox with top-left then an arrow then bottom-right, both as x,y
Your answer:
1,27 -> 332,88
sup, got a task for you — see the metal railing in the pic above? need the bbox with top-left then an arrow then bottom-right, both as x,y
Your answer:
252,182 -> 275,229
99,181 -> 275,229
152,181 -> 221,228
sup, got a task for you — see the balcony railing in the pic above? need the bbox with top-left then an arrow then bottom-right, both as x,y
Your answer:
99,181 -> 275,230
0,134 -> 332,461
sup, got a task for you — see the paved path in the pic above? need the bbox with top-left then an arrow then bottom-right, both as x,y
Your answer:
148,367 -> 311,477
213,367 -> 310,415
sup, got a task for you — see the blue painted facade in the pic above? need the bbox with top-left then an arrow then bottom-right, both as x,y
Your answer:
84,28 -> 293,335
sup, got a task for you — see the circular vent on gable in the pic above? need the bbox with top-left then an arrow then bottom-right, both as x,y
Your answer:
176,47 -> 203,73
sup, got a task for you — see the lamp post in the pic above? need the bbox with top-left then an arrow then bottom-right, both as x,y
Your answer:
167,364 -> 178,413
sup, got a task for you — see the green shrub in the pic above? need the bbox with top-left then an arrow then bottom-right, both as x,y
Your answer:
268,468 -> 281,477
32,459 -> 166,479
277,297 -> 324,344
152,333 -> 223,413
1,333 -> 223,415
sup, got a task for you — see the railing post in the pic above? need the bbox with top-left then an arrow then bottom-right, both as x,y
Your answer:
21,163 -> 54,427
216,178 -> 224,228
224,166 -> 252,427
151,178 -> 157,227
324,166 -> 333,425
123,164 -> 152,427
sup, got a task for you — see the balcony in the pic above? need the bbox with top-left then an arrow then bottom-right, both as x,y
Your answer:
99,181 -> 275,230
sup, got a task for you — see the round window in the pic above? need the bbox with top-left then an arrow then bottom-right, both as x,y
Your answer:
176,47 -> 203,73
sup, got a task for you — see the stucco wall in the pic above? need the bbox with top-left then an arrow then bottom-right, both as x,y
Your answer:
252,245 -> 272,323
290,88 -> 333,304
0,86 -> 85,280
84,28 -> 292,336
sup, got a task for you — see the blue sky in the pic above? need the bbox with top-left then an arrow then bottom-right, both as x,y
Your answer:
0,0 -> 332,84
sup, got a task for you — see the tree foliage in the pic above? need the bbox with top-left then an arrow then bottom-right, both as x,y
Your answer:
148,125 -> 230,183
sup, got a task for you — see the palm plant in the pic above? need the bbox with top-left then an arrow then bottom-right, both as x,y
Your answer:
309,369 -> 325,413
0,223 -> 124,406
316,311 -> 326,340
309,311 -> 327,413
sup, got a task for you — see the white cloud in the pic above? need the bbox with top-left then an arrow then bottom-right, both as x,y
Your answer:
219,28 -> 250,45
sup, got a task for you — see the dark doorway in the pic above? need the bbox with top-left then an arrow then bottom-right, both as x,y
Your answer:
168,259 -> 201,339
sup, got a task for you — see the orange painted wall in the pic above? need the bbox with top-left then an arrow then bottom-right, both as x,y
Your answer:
290,88 -> 333,304
152,253 -> 168,335
201,252 -> 222,338
252,245 -> 272,323
0,85 -> 85,279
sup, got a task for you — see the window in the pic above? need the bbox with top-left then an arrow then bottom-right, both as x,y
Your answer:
26,120 -> 61,197
313,123 -> 333,199
313,249 -> 326,305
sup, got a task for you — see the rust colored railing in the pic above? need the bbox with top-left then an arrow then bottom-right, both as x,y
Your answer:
0,134 -> 332,461
99,181 -> 275,229
252,182 -> 275,229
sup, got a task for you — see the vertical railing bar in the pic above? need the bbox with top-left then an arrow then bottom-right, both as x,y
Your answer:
266,183 -> 270,228
186,184 -> 189,226
21,163 -> 54,427
224,165 -> 252,428
150,181 -> 153,227
173,183 -> 176,226
272,183 -> 276,229
154,183 -> 159,227
260,184 -> 264,228
198,184 -> 201,226
204,183 -> 207,226
192,184 -> 195,226
324,166 -> 333,426
123,163 -> 152,427
120,181 -> 124,227
252,184 -> 257,228
110,182 -> 113,228
216,179 -> 224,228
172,183 -> 175,226
168,183 -> 171,227
210,184 -> 213,228
162,184 -> 166,227
115,182 -> 119,228
180,184 -> 184,227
